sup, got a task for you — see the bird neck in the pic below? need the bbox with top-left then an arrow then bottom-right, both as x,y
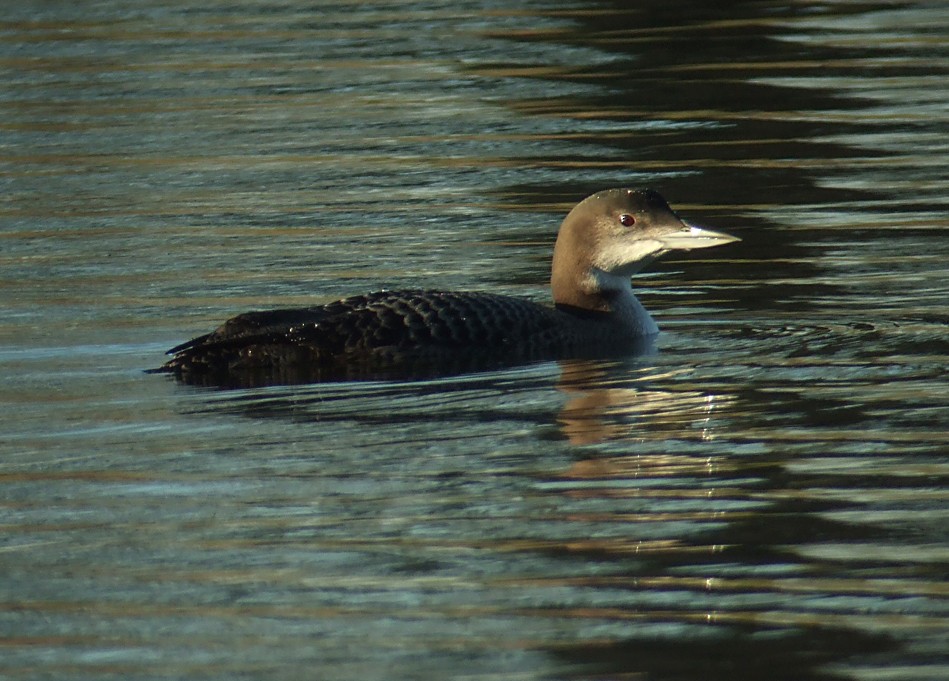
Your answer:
553,267 -> 659,336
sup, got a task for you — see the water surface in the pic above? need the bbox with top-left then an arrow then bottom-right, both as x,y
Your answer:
1,1 -> 947,679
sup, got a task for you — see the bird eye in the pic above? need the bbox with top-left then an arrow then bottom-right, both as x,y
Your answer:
619,214 -> 636,227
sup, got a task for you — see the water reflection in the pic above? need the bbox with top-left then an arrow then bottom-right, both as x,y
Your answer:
171,353 -> 740,451
550,626 -> 897,681
556,360 -> 730,445
2,0 -> 948,679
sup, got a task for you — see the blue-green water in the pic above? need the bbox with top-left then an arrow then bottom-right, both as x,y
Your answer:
1,1 -> 947,679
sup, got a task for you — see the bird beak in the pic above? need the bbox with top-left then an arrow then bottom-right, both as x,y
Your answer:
659,221 -> 740,251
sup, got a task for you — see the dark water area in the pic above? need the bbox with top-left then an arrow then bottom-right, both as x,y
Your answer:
1,1 -> 947,679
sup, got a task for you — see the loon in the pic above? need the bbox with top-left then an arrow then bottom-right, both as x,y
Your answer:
153,189 -> 738,385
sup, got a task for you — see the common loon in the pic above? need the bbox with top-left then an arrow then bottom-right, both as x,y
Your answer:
153,189 -> 738,384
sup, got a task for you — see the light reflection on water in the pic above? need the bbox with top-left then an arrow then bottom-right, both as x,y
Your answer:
1,1 -> 948,680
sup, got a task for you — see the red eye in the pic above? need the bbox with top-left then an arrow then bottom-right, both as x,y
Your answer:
619,214 -> 636,227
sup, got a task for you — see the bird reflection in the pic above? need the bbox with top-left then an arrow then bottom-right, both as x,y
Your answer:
554,359 -> 733,445
170,352 -> 736,449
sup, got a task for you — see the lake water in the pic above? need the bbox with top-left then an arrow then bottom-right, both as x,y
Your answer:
2,1 -> 947,679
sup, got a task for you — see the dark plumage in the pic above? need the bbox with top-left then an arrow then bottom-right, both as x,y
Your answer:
156,290 -> 644,385
152,189 -> 738,386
